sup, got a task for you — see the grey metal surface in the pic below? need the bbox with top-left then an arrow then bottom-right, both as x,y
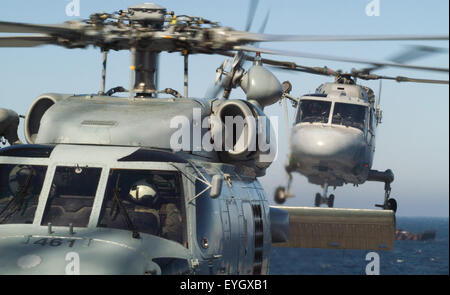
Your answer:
290,124 -> 368,186
287,82 -> 374,187
34,96 -> 209,149
0,144 -> 273,274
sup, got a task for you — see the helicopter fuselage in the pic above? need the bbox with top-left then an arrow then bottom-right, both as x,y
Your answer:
0,91 -> 281,275
287,82 -> 377,187
0,144 -> 272,275
290,124 -> 371,186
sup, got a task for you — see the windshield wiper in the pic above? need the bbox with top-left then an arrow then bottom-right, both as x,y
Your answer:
0,170 -> 33,224
0,198 -> 16,224
111,174 -> 140,239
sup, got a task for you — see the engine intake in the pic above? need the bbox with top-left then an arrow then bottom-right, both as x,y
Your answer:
211,100 -> 276,167
24,93 -> 70,143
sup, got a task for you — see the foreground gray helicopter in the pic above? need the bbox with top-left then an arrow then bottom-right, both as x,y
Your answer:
266,47 -> 449,210
0,2 -> 447,275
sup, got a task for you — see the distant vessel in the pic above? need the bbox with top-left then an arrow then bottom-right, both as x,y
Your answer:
395,229 -> 436,241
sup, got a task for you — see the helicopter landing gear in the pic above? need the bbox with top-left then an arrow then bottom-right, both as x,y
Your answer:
274,172 -> 294,204
274,186 -> 287,204
375,180 -> 397,213
314,183 -> 334,208
369,169 -> 397,213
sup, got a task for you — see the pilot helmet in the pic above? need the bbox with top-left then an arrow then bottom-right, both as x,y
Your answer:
128,179 -> 159,206
312,102 -> 322,112
8,165 -> 35,196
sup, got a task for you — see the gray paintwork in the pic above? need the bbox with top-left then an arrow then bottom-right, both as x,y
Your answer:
22,93 -> 274,177
0,144 -> 272,275
287,82 -> 376,187
0,84 -> 279,274
35,96 -> 210,149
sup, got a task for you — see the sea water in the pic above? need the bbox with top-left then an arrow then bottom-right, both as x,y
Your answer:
269,217 -> 449,275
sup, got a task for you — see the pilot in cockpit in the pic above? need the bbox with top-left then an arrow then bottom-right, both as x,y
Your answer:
304,101 -> 328,123
128,179 -> 183,243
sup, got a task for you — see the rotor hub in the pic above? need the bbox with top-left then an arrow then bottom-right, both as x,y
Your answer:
127,3 -> 167,27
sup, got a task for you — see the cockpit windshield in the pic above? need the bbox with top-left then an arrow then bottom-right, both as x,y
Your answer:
332,102 -> 367,131
98,169 -> 185,245
41,166 -> 101,227
0,164 -> 47,224
295,99 -> 331,124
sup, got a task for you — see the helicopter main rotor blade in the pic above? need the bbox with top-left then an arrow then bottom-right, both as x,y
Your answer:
0,35 -> 56,47
245,0 -> 259,32
368,75 -> 449,84
232,32 -> 450,43
233,45 -> 449,73
216,50 -> 334,76
258,11 -> 270,35
269,63 -> 449,84
0,20 -> 78,35
362,45 -> 449,73
204,0 -> 259,98
391,45 -> 448,63
1,19 -> 448,55
253,53 -> 449,84
349,70 -> 449,84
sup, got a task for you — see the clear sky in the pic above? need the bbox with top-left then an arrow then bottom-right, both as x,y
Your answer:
0,0 -> 448,216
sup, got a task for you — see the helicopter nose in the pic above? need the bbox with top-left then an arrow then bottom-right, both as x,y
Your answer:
290,125 -> 366,164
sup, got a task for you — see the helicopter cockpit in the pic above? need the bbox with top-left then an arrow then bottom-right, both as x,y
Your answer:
0,164 -> 47,224
98,169 -> 184,243
0,145 -> 187,247
0,143 -> 278,274
294,96 -> 368,131
295,98 -> 331,124
42,166 -> 101,228
331,102 -> 367,131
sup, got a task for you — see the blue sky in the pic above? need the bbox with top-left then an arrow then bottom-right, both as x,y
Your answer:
0,0 -> 448,216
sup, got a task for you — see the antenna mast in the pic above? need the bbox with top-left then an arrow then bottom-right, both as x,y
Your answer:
100,50 -> 108,95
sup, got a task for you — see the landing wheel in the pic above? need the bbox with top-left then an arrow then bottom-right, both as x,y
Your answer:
314,193 -> 321,207
386,198 -> 397,213
274,186 -> 287,204
327,194 -> 335,208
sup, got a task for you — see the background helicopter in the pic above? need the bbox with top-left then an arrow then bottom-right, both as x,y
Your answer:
0,1 -> 448,274
265,48 -> 449,210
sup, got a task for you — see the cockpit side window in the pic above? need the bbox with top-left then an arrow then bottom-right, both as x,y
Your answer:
295,99 -> 331,124
98,169 -> 185,245
332,102 -> 367,131
41,166 -> 101,227
0,164 -> 47,224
